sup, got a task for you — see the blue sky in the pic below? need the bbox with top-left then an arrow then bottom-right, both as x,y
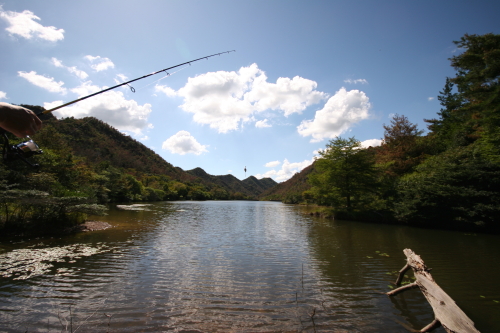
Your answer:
1,1 -> 498,182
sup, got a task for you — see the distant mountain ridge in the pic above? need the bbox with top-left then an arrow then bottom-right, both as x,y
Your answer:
259,163 -> 314,202
187,167 -> 277,197
34,113 -> 276,198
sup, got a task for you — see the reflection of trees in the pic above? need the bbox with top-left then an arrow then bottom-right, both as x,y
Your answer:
302,213 -> 441,330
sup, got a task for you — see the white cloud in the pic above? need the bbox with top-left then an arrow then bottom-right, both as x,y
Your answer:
45,82 -> 152,134
51,57 -> 88,79
360,138 -> 382,148
265,160 -> 281,168
255,119 -> 271,128
256,158 -> 313,182
344,79 -> 368,84
245,71 -> 327,116
117,74 -> 127,81
85,55 -> 115,72
162,130 -> 208,155
70,81 -> 98,96
0,91 -> 6,100
52,58 -> 63,67
113,74 -> 128,85
428,97 -> 434,101
297,87 -> 371,142
67,66 -> 88,80
172,64 -> 326,133
18,71 -> 67,94
155,85 -> 177,97
0,6 -> 64,41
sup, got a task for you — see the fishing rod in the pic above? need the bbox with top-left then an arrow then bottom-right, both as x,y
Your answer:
2,50 -> 235,167
40,50 -> 236,115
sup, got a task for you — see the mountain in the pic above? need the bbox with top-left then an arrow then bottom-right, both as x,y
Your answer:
40,115 -> 198,182
187,167 -> 277,197
259,163 -> 315,202
27,111 -> 277,198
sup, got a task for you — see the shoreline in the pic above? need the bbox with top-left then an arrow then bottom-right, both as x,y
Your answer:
68,220 -> 113,233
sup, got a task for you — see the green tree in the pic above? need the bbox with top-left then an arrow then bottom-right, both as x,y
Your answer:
309,137 -> 379,210
425,78 -> 465,148
426,33 -> 500,160
394,145 -> 500,231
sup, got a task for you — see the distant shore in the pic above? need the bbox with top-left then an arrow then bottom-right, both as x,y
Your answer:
69,220 -> 112,233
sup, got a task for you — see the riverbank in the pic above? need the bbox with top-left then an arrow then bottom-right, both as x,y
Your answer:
298,203 -> 499,234
66,220 -> 113,233
0,220 -> 113,241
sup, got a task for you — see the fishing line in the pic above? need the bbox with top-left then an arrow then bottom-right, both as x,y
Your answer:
61,65 -> 188,130
39,50 -> 235,115
133,65 -> 189,92
3,51 -> 235,168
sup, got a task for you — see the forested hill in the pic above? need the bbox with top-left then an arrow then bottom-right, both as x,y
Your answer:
40,114 -> 197,182
6,108 -> 277,202
259,163 -> 314,203
187,167 -> 277,197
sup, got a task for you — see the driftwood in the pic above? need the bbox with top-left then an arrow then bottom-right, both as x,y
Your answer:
387,249 -> 480,333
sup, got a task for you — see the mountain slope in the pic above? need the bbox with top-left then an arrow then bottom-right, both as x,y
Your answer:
259,163 -> 315,201
42,116 -> 197,182
28,112 -> 277,198
187,167 -> 277,197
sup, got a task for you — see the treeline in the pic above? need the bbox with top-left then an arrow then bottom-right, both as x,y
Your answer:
283,33 -> 500,233
0,112 -> 252,235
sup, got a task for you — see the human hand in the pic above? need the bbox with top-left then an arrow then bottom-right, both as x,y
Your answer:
0,102 -> 42,137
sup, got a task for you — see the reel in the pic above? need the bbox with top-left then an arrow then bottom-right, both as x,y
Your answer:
1,130 -> 43,168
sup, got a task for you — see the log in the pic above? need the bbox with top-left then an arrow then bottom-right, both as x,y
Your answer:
387,249 -> 480,333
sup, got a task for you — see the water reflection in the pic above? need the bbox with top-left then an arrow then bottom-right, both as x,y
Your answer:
0,201 -> 498,332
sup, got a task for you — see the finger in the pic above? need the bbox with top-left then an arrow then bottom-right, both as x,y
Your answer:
12,129 -> 24,138
33,115 -> 42,130
26,125 -> 36,136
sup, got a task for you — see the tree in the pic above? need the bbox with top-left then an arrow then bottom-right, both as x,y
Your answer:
394,145 -> 500,232
309,137 -> 379,210
377,114 -> 425,176
426,33 -> 500,158
450,33 -> 500,119
425,78 -> 465,148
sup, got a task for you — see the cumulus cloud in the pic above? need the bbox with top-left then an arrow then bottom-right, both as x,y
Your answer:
155,85 -> 177,97
245,70 -> 327,116
360,138 -> 382,148
85,55 -> 115,72
51,57 -> 88,79
162,130 -> 208,155
297,87 -> 371,142
45,82 -> 152,134
0,6 -> 64,41
255,119 -> 271,128
160,64 -> 326,133
113,74 -> 128,85
344,79 -> 368,84
265,160 -> 281,168
18,71 -> 67,94
428,97 -> 434,101
52,58 -> 63,67
256,158 -> 313,182
0,91 -> 6,100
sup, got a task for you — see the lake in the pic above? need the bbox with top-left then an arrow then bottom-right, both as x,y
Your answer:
1,201 -> 499,332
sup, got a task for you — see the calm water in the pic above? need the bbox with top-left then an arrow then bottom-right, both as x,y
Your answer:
0,201 -> 499,332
